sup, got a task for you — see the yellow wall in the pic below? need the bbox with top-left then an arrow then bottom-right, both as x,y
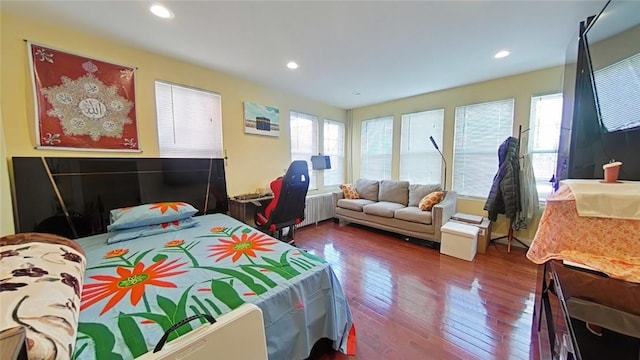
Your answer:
352,66 -> 565,244
1,11 -> 346,233
1,10 -> 567,244
0,108 -> 14,236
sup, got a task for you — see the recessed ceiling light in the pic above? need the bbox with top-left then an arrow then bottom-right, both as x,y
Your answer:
286,61 -> 299,70
494,50 -> 510,59
150,4 -> 174,19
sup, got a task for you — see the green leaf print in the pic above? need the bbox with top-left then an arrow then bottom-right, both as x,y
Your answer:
298,249 -> 326,263
124,312 -> 177,341
211,279 -> 245,309
201,266 -> 268,295
156,294 -> 193,336
117,312 -> 147,357
240,265 -> 277,288
76,322 -> 123,360
174,286 -> 194,335
152,253 -> 168,263
280,250 -> 300,276
156,295 -> 177,322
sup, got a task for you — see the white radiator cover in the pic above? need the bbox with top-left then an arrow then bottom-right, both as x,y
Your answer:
298,193 -> 334,227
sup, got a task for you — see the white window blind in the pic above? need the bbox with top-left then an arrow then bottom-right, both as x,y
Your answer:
323,119 -> 345,186
400,109 -> 444,185
529,93 -> 563,201
155,82 -> 223,158
453,99 -> 514,198
290,111 -> 318,190
361,116 -> 393,180
593,52 -> 640,132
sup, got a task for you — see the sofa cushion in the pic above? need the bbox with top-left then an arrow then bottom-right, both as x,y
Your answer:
340,183 -> 361,199
419,191 -> 444,211
337,198 -> 375,212
408,184 -> 442,207
378,180 -> 409,205
363,201 -> 405,218
394,206 -> 433,225
355,178 -> 379,201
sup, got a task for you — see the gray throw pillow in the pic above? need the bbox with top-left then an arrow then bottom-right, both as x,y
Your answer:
408,184 -> 442,207
355,178 -> 380,201
378,180 -> 410,205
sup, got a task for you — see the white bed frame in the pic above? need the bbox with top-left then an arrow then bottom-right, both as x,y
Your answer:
137,304 -> 268,360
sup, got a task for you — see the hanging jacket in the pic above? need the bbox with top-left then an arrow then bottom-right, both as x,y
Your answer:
484,137 -> 521,221
514,153 -> 539,230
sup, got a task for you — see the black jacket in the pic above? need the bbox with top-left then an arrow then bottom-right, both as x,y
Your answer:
484,137 -> 521,221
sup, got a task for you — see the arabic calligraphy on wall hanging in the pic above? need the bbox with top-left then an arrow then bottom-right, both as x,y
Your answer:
28,42 -> 140,151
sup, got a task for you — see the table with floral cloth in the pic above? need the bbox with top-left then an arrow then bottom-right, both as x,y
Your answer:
527,183 -> 640,284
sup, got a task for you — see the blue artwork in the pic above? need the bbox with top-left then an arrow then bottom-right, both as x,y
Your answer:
244,102 -> 279,137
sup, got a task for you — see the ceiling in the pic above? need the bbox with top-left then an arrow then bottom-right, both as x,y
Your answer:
2,0 -> 607,109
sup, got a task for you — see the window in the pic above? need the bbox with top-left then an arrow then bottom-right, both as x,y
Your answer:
323,120 -> 345,186
155,82 -> 223,158
592,52 -> 640,132
400,109 -> 444,184
360,116 -> 393,180
453,99 -> 514,198
529,93 -> 563,201
290,111 -> 318,189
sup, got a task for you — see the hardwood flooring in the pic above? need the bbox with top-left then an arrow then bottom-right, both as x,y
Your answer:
295,221 -> 540,360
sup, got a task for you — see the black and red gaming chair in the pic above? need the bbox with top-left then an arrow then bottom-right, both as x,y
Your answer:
255,160 -> 309,243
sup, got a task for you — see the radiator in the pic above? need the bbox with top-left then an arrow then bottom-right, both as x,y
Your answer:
298,193 -> 334,228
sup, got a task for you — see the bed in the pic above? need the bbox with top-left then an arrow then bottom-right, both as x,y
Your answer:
1,213 -> 356,360
5,157 -> 357,360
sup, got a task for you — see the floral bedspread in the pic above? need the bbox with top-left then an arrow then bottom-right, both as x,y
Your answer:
0,233 -> 86,360
73,213 -> 355,360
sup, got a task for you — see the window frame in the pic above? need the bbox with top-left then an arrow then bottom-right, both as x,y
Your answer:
154,81 -> 223,158
529,93 -> 563,204
323,119 -> 345,187
452,98 -> 515,199
399,109 -> 445,185
360,116 -> 394,181
290,110 -> 319,190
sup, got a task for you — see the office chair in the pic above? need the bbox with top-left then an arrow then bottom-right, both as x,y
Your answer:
255,160 -> 309,244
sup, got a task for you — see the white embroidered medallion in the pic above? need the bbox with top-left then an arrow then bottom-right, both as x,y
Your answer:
40,73 -> 134,141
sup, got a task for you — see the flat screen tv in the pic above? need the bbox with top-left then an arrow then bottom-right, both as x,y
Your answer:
584,0 -> 640,133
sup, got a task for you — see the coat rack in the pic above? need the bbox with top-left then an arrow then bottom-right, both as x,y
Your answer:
491,125 -> 531,253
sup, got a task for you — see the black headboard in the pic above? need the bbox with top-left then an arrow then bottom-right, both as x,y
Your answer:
11,157 -> 228,239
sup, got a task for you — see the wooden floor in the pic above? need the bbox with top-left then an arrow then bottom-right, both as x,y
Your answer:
295,221 -> 540,360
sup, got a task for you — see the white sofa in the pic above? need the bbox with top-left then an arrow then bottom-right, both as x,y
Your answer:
333,179 -> 457,243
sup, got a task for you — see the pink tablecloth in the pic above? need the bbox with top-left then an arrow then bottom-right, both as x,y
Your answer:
527,184 -> 640,283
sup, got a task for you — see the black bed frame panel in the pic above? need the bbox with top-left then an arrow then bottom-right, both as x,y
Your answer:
11,157 -> 228,239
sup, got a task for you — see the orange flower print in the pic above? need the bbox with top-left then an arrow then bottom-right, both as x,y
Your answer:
104,249 -> 129,259
81,258 -> 187,315
210,227 -> 226,233
208,232 -> 277,262
165,240 -> 185,248
149,202 -> 187,214
160,221 -> 180,229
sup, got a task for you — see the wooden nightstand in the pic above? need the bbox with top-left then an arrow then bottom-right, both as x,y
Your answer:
0,326 -> 28,360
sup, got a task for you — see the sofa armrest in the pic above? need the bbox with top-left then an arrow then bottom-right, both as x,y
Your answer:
432,191 -> 457,242
332,191 -> 344,209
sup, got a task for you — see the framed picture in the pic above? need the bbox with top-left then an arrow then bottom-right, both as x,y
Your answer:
244,102 -> 279,137
28,41 -> 139,151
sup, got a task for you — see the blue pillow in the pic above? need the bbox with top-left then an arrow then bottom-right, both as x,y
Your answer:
108,202 -> 198,231
106,217 -> 199,244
